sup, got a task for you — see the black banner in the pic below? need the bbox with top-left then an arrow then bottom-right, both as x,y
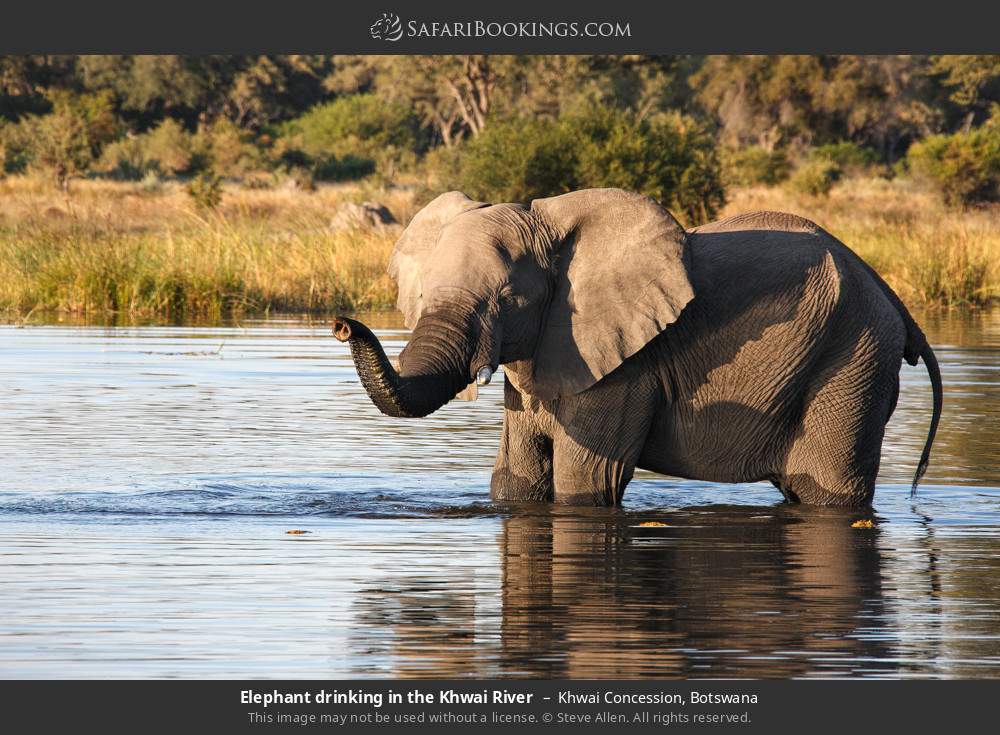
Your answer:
2,680 -> 997,733
1,0 -> 999,53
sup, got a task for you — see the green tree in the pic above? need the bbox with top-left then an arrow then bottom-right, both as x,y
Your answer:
568,105 -> 724,223
1,55 -> 78,121
22,89 -> 119,189
720,146 -> 790,186
77,55 -> 334,130
333,56 -> 507,147
279,93 -> 426,180
454,104 -> 724,225
908,118 -> 1000,207
931,55 -> 1000,129
456,116 -> 577,202
691,55 -> 943,160
330,55 -> 696,148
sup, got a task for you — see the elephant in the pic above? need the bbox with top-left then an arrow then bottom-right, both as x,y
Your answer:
348,506 -> 893,677
333,188 -> 943,507
495,507 -> 892,677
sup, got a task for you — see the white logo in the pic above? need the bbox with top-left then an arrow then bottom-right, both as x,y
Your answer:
370,12 -> 403,41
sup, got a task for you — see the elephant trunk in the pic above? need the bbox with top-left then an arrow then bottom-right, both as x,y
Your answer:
333,315 -> 473,418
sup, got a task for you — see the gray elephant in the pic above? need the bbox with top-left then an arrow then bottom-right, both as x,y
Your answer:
334,188 -> 942,507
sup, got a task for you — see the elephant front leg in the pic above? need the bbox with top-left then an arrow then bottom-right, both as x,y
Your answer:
551,371 -> 659,506
490,378 -> 555,502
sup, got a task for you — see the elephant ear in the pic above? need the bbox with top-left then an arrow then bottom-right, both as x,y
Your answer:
388,191 -> 488,329
528,188 -> 695,399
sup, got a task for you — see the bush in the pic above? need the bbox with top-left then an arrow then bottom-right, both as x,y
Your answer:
97,137 -> 150,180
451,105 -> 725,225
28,110 -> 94,189
721,146 -> 790,186
907,124 -> 1000,207
143,119 -> 200,174
571,108 -> 725,223
12,90 -> 120,189
193,119 -> 264,178
419,144 -> 463,191
809,141 -> 879,176
456,117 -> 577,203
98,119 -> 196,179
311,154 -> 375,182
98,119 -> 265,181
138,170 -> 164,195
280,167 -> 317,192
186,172 -> 223,210
788,159 -> 842,197
243,172 -> 276,190
279,94 -> 427,181
1,124 -> 32,174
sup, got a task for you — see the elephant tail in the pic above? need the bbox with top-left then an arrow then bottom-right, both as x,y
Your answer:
911,342 -> 942,496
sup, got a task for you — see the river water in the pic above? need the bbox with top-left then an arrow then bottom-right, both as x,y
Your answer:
1,310 -> 998,678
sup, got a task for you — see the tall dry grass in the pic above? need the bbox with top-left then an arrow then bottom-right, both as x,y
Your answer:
0,177 -> 422,320
1,175 -> 997,322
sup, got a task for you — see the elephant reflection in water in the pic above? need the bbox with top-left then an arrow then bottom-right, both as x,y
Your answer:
349,507 -> 897,678
499,507 -> 892,678
348,577 -> 485,678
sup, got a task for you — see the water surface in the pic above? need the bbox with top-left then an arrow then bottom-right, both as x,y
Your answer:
1,310 -> 999,678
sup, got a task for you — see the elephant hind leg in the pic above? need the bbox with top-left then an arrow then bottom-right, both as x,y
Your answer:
781,326 -> 901,507
779,471 -> 876,507
769,477 -> 803,504
780,416 -> 885,507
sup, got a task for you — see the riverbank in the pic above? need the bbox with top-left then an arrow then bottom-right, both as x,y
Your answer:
1,176 -> 997,320
0,177 -> 417,320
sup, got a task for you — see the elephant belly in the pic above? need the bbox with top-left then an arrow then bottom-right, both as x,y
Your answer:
638,403 -> 791,484
637,320 -> 832,483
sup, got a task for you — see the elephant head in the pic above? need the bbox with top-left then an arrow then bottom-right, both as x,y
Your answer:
333,188 -> 695,417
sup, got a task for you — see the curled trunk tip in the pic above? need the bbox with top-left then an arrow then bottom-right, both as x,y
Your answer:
332,316 -> 357,342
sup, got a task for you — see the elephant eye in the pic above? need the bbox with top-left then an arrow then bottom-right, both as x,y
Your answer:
499,286 -> 528,313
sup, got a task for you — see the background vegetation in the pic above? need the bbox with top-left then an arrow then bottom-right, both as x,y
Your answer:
2,54 -> 1000,319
